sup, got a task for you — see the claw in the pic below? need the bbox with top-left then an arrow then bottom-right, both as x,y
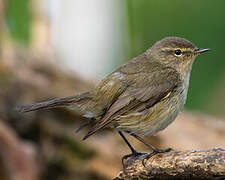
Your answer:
154,147 -> 172,153
141,148 -> 173,167
141,152 -> 156,167
122,151 -> 145,168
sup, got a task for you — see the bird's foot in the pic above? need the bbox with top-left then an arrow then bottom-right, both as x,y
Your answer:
122,150 -> 146,168
142,147 -> 172,166
152,147 -> 172,153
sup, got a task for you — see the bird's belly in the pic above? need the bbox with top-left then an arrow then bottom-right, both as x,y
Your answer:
116,88 -> 187,136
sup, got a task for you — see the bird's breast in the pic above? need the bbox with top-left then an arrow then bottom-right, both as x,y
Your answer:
115,73 -> 191,136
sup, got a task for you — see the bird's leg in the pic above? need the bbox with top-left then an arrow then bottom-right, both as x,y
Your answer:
130,133 -> 172,165
130,133 -> 172,153
118,131 -> 145,166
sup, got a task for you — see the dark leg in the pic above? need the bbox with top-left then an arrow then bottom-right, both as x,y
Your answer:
118,131 -> 137,154
130,133 -> 172,165
130,133 -> 172,153
118,131 -> 145,166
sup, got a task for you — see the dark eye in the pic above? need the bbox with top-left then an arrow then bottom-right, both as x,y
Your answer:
175,49 -> 182,56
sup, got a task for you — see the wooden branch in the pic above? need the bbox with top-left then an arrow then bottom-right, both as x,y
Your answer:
114,148 -> 225,180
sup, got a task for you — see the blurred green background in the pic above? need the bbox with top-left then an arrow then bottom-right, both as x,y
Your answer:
6,0 -> 31,44
122,0 -> 225,117
5,0 -> 225,117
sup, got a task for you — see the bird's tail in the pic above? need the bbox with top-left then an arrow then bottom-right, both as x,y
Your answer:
17,92 -> 91,113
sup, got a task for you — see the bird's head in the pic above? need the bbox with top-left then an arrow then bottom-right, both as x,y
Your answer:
147,36 -> 210,74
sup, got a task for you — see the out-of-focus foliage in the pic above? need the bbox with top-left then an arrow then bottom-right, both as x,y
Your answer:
122,0 -> 225,117
4,0 -> 225,117
6,0 -> 31,45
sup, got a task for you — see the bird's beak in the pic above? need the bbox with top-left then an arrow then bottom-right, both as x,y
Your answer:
194,48 -> 211,54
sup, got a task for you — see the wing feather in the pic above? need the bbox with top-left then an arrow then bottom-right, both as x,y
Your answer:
83,62 -> 181,140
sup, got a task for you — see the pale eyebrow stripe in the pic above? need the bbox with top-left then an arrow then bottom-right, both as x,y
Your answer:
161,47 -> 193,51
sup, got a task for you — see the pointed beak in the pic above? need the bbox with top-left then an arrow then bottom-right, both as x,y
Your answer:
194,48 -> 211,54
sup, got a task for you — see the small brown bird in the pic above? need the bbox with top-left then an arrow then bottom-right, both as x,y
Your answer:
18,37 -> 210,163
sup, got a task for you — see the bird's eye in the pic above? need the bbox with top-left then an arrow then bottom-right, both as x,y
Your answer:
174,49 -> 182,56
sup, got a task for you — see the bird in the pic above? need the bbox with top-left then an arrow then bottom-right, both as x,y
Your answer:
17,36 -> 210,164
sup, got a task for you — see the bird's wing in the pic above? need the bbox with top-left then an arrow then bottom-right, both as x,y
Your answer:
83,58 -> 181,140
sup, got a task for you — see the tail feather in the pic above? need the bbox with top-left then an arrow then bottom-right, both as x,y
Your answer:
75,118 -> 94,133
17,92 -> 90,113
82,121 -> 111,140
